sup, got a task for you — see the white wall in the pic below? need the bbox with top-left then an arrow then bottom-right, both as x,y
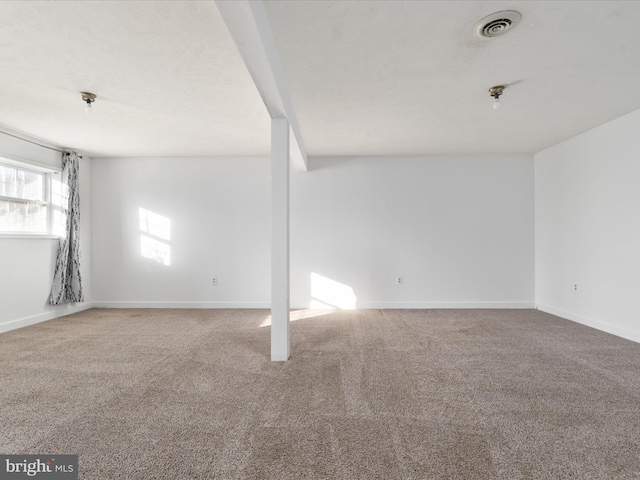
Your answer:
0,130 -> 92,332
291,155 -> 534,309
91,157 -> 271,307
91,154 -> 534,310
535,109 -> 640,343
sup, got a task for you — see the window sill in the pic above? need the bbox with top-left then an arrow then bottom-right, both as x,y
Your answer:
0,233 -> 61,240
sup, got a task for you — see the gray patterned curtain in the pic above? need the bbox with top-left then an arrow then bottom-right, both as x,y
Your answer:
50,151 -> 83,304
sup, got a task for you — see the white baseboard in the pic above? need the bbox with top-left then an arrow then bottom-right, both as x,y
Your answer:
91,301 -> 270,309
291,301 -> 535,310
363,301 -> 535,309
536,303 -> 640,344
0,302 -> 93,334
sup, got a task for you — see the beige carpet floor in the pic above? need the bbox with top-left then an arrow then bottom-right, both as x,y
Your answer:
0,308 -> 639,479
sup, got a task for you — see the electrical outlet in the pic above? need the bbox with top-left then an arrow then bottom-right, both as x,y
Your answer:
212,277 -> 217,285
574,284 -> 577,291
396,276 -> 403,285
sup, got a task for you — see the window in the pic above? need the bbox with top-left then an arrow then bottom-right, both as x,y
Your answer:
0,161 -> 53,234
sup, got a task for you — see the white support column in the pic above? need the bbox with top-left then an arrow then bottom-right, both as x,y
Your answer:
271,117 -> 290,361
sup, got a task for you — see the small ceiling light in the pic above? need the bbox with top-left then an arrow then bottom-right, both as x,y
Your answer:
489,85 -> 505,110
80,92 -> 96,115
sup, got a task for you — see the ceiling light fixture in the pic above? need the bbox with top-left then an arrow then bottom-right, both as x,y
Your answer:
489,85 -> 505,110
80,92 -> 96,115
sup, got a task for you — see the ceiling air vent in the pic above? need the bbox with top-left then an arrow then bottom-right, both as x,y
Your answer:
474,10 -> 522,38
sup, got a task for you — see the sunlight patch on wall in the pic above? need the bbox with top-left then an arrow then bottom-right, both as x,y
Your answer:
139,207 -> 171,266
259,274 -> 356,327
310,272 -> 357,309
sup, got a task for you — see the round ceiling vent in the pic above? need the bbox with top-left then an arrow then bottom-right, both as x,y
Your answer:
474,10 -> 522,38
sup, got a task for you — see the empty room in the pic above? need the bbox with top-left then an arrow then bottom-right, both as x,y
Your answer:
1,1 -> 639,478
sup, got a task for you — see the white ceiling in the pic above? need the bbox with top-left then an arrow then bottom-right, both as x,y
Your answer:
1,1 -> 640,158
0,1 -> 270,157
265,0 -> 640,155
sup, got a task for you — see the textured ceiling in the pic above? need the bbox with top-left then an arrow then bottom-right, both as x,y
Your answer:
0,1 -> 270,157
0,1 -> 640,157
264,0 -> 640,155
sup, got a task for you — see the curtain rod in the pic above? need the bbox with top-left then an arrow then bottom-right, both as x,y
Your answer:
0,129 -> 82,158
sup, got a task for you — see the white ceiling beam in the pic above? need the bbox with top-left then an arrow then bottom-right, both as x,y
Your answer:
215,0 -> 308,171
